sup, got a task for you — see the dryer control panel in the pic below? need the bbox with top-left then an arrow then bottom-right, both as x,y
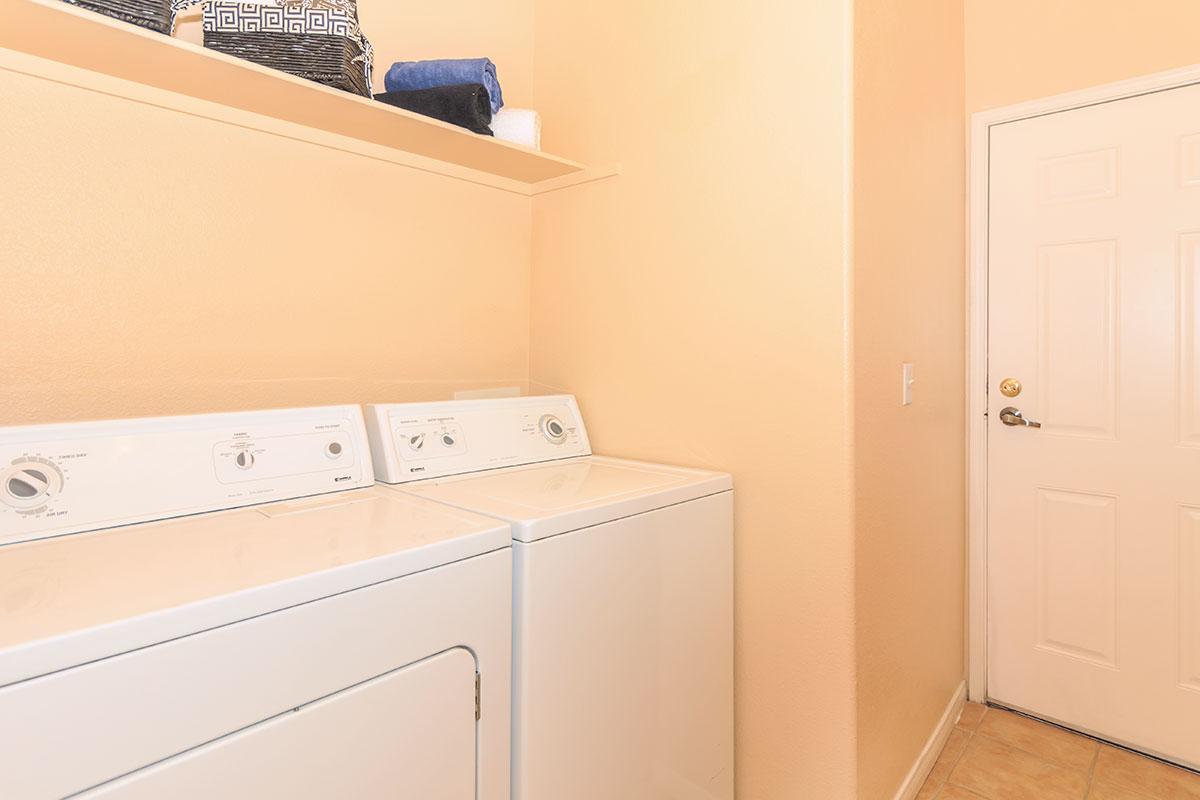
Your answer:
365,395 -> 591,483
0,406 -> 373,547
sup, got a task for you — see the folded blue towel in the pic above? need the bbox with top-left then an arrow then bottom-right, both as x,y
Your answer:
384,59 -> 503,114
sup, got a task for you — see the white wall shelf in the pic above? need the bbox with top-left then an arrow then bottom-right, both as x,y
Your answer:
0,0 -> 593,191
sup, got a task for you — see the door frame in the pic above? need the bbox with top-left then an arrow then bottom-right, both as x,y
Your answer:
967,63 -> 1200,703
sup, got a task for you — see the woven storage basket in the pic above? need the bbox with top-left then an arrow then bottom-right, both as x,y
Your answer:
201,1 -> 373,97
63,0 -> 171,33
205,30 -> 370,95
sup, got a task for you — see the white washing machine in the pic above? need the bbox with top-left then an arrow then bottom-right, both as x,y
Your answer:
365,395 -> 734,800
0,405 -> 511,800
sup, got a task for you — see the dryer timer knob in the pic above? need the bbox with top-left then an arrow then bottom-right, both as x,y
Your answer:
2,460 -> 64,509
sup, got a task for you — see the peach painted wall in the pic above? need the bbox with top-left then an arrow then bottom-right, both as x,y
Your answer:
966,0 -> 1200,112
853,1 -> 967,798
0,2 -> 534,425
530,2 -> 857,797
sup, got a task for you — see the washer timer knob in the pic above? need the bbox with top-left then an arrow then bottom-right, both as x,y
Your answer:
408,433 -> 426,451
234,450 -> 255,470
539,414 -> 567,445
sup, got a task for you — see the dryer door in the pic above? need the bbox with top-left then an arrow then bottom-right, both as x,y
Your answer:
83,648 -> 478,800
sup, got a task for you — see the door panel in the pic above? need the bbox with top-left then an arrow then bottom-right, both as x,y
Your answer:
85,649 -> 477,800
988,81 -> 1200,769
1178,233 -> 1200,444
1180,505 -> 1200,693
1034,488 -> 1118,667
1037,147 -> 1118,204
1036,239 -> 1119,438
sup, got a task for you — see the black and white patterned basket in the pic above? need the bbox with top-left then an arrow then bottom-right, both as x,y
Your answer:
63,0 -> 172,33
186,0 -> 373,96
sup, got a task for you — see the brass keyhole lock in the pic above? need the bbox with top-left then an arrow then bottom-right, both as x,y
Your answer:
999,378 -> 1022,398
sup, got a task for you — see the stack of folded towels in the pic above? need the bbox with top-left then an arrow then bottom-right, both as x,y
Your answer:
374,58 -> 540,149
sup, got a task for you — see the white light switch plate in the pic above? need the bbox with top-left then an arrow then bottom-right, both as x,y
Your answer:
902,363 -> 915,406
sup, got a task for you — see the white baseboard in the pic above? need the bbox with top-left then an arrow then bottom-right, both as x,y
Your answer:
892,680 -> 968,800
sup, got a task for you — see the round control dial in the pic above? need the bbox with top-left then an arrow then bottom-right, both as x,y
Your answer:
2,459 -> 64,510
539,414 -> 568,445
441,432 -> 457,448
407,433 -> 426,451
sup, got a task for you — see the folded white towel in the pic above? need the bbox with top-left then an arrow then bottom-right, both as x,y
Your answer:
491,109 -> 541,150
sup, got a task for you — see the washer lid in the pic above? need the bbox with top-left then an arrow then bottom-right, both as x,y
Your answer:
399,455 -> 732,542
0,486 -> 509,686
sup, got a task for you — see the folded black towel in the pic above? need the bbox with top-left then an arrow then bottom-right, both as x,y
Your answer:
374,83 -> 493,135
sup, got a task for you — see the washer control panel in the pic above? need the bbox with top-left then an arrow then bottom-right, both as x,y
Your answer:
0,406 -> 372,547
393,420 -> 468,461
365,395 -> 590,483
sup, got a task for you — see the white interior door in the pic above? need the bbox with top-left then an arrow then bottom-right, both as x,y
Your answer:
988,81 -> 1200,768
82,648 -> 478,799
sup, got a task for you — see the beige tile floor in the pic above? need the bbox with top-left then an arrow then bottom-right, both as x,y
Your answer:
916,703 -> 1200,800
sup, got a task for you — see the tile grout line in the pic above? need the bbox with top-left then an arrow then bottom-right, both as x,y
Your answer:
964,728 -> 1090,783
937,722 -> 976,798
971,707 -> 1103,782
927,710 -> 975,800
1083,742 -> 1101,800
929,733 -> 958,797
987,702 -> 1200,779
932,704 -> 1199,800
951,707 -> 1099,800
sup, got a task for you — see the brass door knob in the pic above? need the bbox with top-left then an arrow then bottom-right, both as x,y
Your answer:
999,378 -> 1022,398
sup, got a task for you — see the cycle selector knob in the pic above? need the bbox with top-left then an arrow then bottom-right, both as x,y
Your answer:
407,433 -> 426,451
540,414 -> 567,445
234,450 -> 255,470
2,459 -> 64,509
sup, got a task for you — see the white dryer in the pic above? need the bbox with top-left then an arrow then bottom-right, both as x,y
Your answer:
0,405 -> 511,800
365,395 -> 734,800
